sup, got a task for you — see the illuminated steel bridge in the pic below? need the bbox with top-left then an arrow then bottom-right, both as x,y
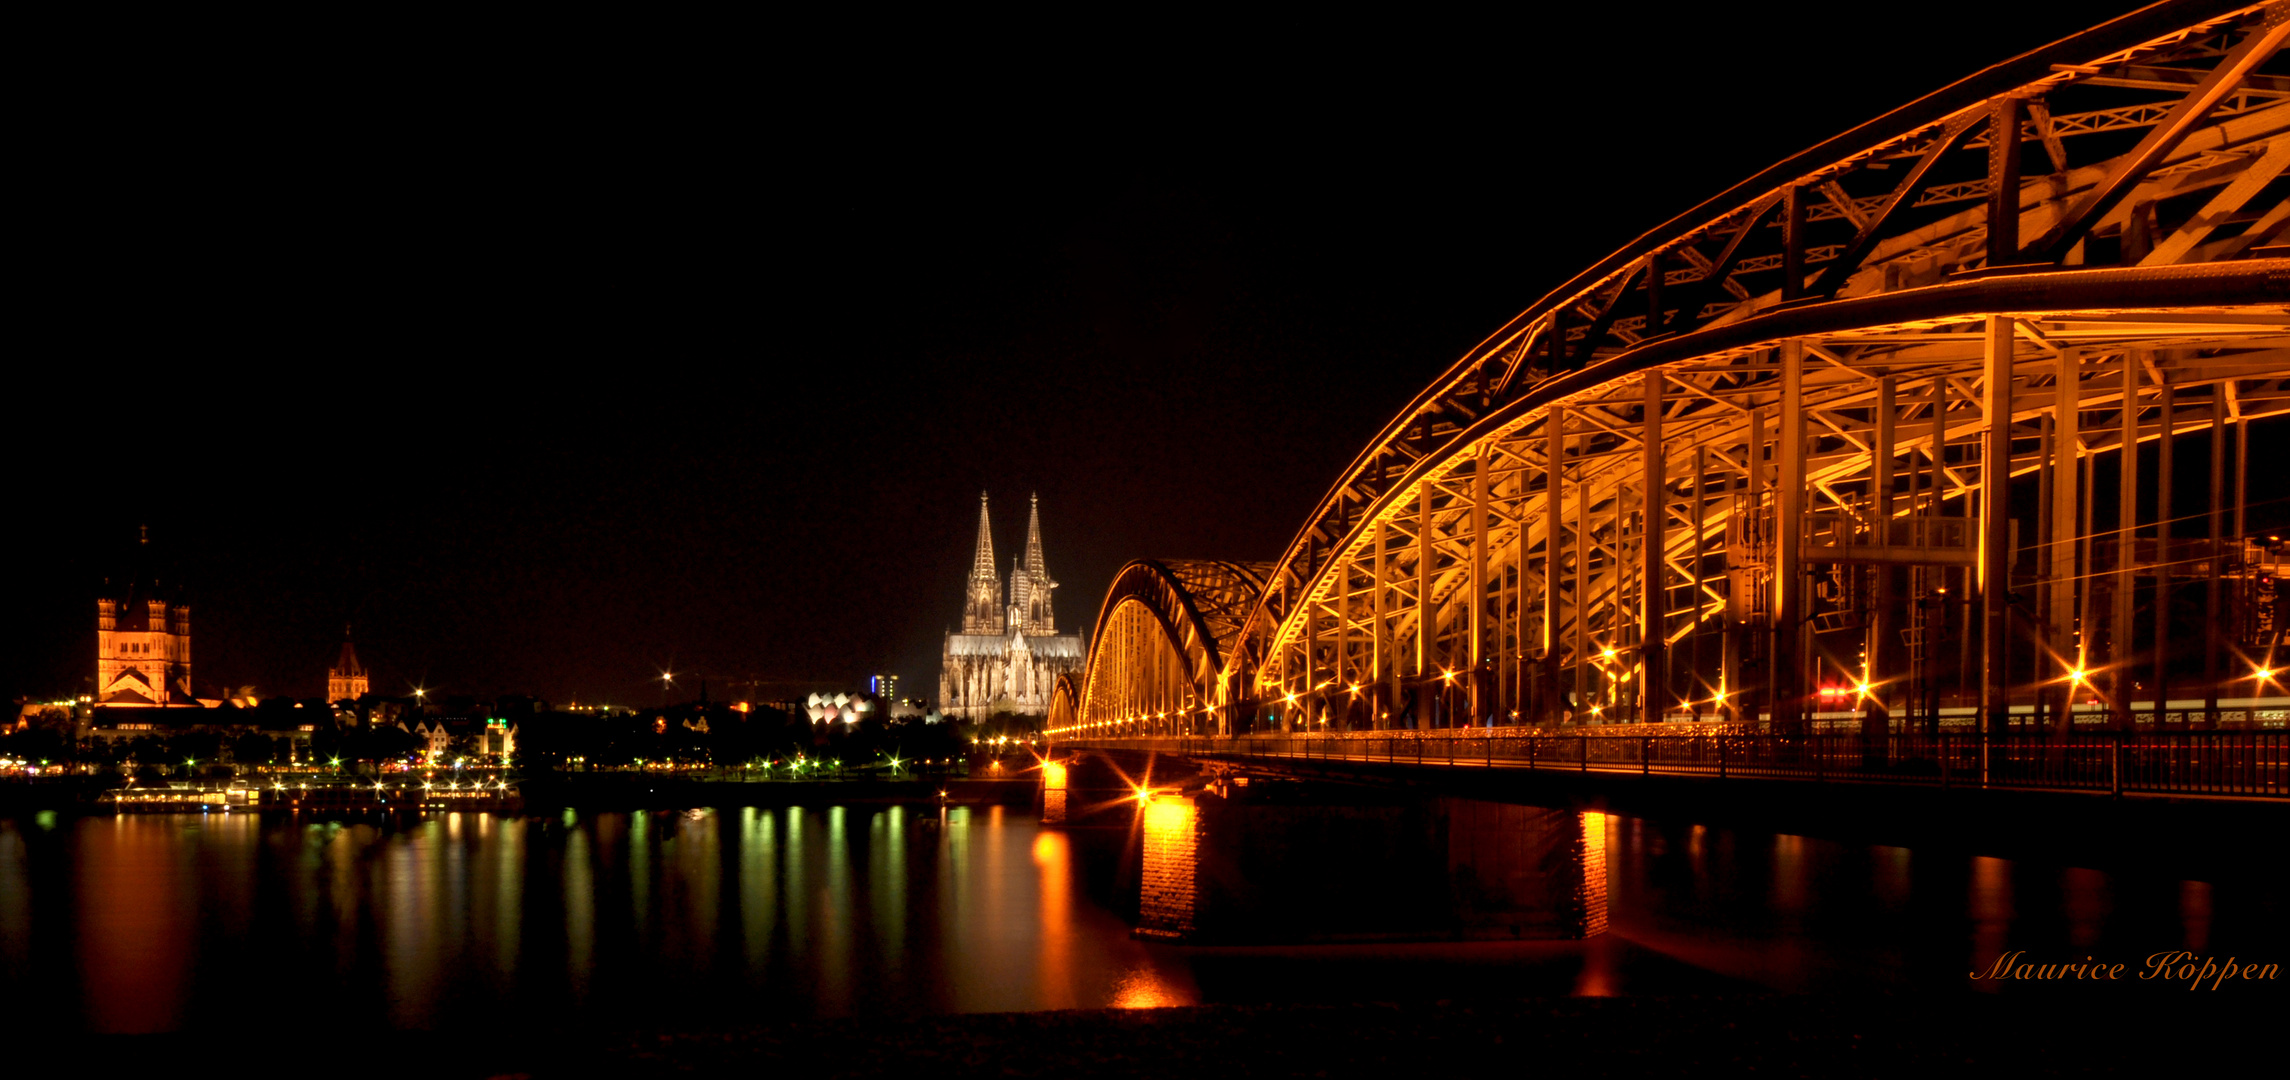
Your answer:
1051,2 -> 2290,766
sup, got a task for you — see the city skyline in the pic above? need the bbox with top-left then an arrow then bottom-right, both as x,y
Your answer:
4,3 -> 2282,1069
8,3 -> 2115,707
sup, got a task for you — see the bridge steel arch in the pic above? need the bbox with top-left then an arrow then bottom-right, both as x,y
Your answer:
1071,560 -> 1270,737
1063,1 -> 2290,741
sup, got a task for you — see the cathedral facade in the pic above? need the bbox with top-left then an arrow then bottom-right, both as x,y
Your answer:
940,493 -> 1083,721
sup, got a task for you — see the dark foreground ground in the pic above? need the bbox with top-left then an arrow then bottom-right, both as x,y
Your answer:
80,993 -> 2279,1078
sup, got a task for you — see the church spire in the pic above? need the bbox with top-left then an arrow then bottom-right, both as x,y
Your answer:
1023,492 -> 1048,578
961,491 -> 1004,634
971,491 -> 996,576
1019,492 -> 1057,635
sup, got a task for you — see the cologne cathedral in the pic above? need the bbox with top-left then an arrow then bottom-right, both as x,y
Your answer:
940,493 -> 1083,720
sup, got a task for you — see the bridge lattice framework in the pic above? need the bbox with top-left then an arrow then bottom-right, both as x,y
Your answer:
1053,1 -> 2290,741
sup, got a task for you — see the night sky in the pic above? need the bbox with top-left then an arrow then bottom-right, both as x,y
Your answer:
8,4 -> 2134,707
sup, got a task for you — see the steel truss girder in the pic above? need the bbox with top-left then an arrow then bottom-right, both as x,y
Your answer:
1065,3 -> 2290,737
1290,6 -> 2286,597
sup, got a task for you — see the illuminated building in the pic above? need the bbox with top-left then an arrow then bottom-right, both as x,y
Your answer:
408,715 -> 517,763
94,529 -> 194,707
805,691 -> 876,723
941,492 -> 1083,720
326,629 -> 369,703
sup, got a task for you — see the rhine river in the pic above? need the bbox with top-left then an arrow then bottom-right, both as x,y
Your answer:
0,795 -> 2281,1035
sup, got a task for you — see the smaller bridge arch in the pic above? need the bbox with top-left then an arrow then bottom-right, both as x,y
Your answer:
1047,673 -> 1082,732
1064,560 -> 1269,737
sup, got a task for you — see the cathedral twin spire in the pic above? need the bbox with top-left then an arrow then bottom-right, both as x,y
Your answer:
960,491 -> 1057,636
964,492 -> 1001,633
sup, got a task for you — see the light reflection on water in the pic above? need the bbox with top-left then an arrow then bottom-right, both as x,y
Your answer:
0,794 -> 2278,1034
0,806 -> 1189,1034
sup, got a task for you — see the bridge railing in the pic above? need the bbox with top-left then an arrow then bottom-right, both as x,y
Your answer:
1054,731 -> 2290,799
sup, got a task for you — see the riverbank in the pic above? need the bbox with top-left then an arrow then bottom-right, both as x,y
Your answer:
0,775 -> 1044,814
515,774 -> 1039,809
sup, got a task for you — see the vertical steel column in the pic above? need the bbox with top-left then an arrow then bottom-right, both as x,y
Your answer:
2037,412 -> 2055,643
2155,372 -> 2175,728
2081,417 -> 2097,690
1277,579 -> 1293,729
1575,443 -> 1591,721
1933,378 -> 1953,729
1417,482 -> 1435,728
1642,372 -> 1667,723
1471,445 -> 1490,726
1951,374 -> 1975,717
1691,444 -> 1707,716
1305,544 -> 1319,732
1903,383 -> 1924,731
2234,389 -> 2249,544
1493,514 -> 1511,727
1376,519 -> 1391,729
2206,398 -> 2224,727
1337,555 -> 1351,728
1728,411 -> 1759,727
1544,410 -> 1565,724
1981,316 -> 2015,740
2115,354 -> 2140,729
1868,375 -> 1897,738
1617,481 -> 1633,720
2051,349 -> 2082,733
1775,343 -> 1806,732
2235,399 -> 2250,661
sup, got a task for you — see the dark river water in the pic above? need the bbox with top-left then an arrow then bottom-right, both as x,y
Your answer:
1,790 -> 2282,1035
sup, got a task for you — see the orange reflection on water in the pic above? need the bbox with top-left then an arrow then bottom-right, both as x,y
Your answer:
1034,830 -> 1076,1009
77,817 -> 191,1032
1137,796 -> 1198,940
1576,811 -> 1609,939
1110,965 -> 1180,1008
1967,855 -> 2014,991
1567,813 -> 1616,995
2180,880 -> 2212,952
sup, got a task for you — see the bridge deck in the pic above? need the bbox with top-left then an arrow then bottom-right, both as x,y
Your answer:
1060,730 -> 2290,800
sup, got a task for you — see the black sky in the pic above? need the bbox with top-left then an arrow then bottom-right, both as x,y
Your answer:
7,3 -> 2146,706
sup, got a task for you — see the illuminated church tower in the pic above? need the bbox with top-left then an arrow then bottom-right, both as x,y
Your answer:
962,492 -> 1004,634
941,492 -> 1082,720
95,527 -> 193,707
327,628 -> 370,703
1008,493 -> 1058,635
